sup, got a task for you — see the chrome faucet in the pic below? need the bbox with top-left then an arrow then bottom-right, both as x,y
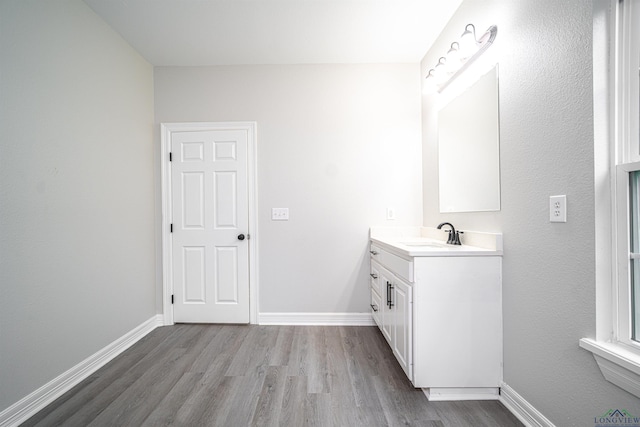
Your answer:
437,222 -> 463,245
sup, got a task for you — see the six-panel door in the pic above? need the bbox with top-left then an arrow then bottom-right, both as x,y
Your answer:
171,129 -> 250,323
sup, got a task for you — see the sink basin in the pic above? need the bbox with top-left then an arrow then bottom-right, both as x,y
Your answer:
400,241 -> 445,248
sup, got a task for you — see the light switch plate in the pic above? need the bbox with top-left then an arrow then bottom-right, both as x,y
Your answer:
272,208 -> 289,221
549,195 -> 567,223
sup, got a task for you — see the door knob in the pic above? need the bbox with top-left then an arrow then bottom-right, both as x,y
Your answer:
237,234 -> 245,241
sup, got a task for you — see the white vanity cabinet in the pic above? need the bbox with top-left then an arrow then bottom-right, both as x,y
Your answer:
369,228 -> 503,401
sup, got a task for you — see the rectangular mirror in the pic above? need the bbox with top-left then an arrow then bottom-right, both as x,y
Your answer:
438,65 -> 500,213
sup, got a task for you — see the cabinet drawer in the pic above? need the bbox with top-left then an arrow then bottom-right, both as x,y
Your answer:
370,260 -> 383,296
370,243 -> 413,282
370,288 -> 382,328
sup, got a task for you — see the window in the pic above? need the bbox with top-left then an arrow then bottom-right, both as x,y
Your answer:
580,0 -> 640,398
616,161 -> 640,350
631,171 -> 640,341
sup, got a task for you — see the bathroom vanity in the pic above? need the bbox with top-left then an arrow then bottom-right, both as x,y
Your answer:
369,226 -> 503,401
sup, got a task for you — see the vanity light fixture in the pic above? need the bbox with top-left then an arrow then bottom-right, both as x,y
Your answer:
425,24 -> 497,93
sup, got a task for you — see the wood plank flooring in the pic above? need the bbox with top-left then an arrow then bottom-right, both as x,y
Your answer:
22,325 -> 523,427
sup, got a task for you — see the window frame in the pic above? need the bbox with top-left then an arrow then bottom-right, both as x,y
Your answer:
579,0 -> 640,398
614,0 -> 640,347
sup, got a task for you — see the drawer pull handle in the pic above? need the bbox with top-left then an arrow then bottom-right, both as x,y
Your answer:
370,304 -> 378,312
370,273 -> 378,279
370,250 -> 378,255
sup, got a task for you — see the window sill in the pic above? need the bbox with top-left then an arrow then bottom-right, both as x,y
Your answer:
579,338 -> 640,398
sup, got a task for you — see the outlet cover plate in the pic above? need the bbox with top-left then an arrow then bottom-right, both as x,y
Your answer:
549,195 -> 567,223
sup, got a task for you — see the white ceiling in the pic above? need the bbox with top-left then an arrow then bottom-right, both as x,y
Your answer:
83,0 -> 462,66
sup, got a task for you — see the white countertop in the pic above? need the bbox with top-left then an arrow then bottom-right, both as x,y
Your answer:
370,226 -> 503,257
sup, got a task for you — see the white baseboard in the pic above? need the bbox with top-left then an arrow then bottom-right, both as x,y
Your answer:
499,382 -> 556,427
423,387 -> 500,401
0,314 -> 164,427
258,312 -> 375,326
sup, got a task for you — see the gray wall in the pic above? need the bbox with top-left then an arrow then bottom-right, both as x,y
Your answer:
4,0 -> 634,423
0,0 -> 156,411
421,0 -> 639,424
154,64 -> 423,314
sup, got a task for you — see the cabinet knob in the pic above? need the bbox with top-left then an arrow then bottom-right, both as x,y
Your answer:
370,304 -> 379,312
370,273 -> 378,279
370,250 -> 378,255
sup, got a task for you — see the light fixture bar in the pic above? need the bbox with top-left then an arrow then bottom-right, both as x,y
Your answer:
425,24 -> 497,93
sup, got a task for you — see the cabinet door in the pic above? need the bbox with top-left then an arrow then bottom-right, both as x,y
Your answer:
379,267 -> 394,344
412,256 -> 502,388
392,277 -> 412,380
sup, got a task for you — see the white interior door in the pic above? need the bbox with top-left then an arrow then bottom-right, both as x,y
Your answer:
170,128 -> 250,323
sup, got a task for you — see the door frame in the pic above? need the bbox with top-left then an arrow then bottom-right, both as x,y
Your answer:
160,122 -> 259,325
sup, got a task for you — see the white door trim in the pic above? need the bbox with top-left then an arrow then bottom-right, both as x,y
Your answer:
161,122 -> 258,325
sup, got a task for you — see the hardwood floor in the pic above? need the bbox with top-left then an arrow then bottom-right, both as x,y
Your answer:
22,325 -> 523,427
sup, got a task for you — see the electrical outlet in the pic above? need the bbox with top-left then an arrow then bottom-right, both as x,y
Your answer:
272,208 -> 289,221
549,195 -> 567,223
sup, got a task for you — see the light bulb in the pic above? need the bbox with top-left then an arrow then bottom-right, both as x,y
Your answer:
445,42 -> 460,75
433,57 -> 447,85
459,24 -> 477,61
423,69 -> 437,94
